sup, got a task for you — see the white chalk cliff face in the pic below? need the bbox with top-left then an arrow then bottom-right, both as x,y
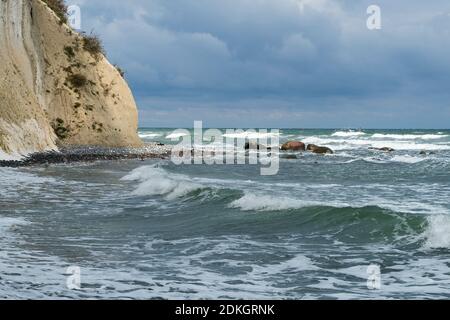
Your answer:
0,0 -> 142,160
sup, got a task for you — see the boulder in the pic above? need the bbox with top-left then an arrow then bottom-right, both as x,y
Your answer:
280,154 -> 298,160
245,142 -> 271,151
369,147 -> 395,152
280,141 -> 306,151
307,144 -> 334,154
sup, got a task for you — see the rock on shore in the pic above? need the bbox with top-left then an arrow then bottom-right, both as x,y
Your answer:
280,141 -> 306,151
307,144 -> 334,154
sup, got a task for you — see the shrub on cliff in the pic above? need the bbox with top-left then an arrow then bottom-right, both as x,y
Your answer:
82,33 -> 105,59
42,0 -> 68,24
67,74 -> 88,88
114,64 -> 125,78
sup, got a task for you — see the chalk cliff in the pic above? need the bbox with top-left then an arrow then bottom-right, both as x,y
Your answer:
0,0 -> 142,160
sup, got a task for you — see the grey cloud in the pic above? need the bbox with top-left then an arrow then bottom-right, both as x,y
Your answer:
68,0 -> 450,128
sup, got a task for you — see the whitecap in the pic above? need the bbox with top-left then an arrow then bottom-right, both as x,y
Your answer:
121,166 -> 204,200
166,132 -> 190,139
222,132 -> 280,140
372,133 -> 447,140
390,155 -> 425,164
139,133 -> 162,139
331,131 -> 366,137
302,137 -> 450,151
229,193 -> 324,211
423,215 -> 450,249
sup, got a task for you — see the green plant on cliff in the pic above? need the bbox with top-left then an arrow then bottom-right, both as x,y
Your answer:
64,46 -> 75,59
113,64 -> 125,78
82,33 -> 105,59
67,74 -> 88,88
51,118 -> 69,139
42,0 -> 68,24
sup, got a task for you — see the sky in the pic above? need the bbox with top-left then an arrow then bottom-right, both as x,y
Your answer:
67,0 -> 450,128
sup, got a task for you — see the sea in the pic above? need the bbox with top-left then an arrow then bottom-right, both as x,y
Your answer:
1,128 -> 450,299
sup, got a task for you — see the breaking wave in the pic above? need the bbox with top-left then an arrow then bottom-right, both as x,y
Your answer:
229,193 -> 324,211
138,133 -> 162,139
301,136 -> 450,151
424,215 -> 450,249
121,165 -> 206,200
331,131 -> 366,137
372,133 -> 447,140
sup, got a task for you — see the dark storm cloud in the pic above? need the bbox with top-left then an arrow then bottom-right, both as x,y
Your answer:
69,0 -> 450,128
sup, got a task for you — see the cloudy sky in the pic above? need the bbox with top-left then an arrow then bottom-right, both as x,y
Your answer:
67,0 -> 450,128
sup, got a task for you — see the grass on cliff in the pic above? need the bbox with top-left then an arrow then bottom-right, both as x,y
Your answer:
67,74 -> 88,88
42,0 -> 68,24
82,33 -> 105,59
114,64 -> 125,78
42,2 -> 107,61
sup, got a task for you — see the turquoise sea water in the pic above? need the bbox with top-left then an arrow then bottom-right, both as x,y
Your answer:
1,129 -> 450,299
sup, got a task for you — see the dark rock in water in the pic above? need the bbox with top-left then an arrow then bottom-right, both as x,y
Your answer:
307,144 -> 334,154
244,142 -> 271,151
281,154 -> 298,160
419,150 -> 427,155
280,141 -> 306,151
369,147 -> 395,152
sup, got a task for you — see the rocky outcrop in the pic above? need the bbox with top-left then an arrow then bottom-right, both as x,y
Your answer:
245,142 -> 271,150
307,144 -> 334,154
280,141 -> 306,151
369,147 -> 395,152
0,0 -> 142,160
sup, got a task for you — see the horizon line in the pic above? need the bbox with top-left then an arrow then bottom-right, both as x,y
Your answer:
138,127 -> 450,130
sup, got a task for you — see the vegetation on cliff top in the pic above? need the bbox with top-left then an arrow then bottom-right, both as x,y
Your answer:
82,33 -> 105,59
42,0 -> 68,24
42,1 -> 126,76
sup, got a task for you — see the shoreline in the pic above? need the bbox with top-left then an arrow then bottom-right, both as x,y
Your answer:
0,143 -> 172,168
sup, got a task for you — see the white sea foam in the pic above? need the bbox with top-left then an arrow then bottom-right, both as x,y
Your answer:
423,215 -> 450,249
122,166 -> 204,200
166,132 -> 189,139
391,155 -> 425,164
372,133 -> 447,140
301,137 -> 450,151
331,131 -> 366,137
0,217 -> 30,232
139,133 -> 162,139
230,193 -> 329,211
0,168 -> 58,200
228,191 -> 449,215
222,132 -> 280,139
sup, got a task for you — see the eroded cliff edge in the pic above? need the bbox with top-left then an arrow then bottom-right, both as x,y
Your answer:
0,0 -> 142,160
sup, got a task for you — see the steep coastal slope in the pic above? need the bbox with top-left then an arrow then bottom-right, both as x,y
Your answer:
0,0 -> 142,160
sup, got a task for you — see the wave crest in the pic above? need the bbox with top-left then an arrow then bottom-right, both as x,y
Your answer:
331,131 -> 366,137
424,215 -> 450,249
229,193 -> 330,211
122,166 -> 205,200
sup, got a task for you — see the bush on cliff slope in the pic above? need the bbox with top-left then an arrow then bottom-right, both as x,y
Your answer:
82,33 -> 105,59
42,0 -> 68,24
